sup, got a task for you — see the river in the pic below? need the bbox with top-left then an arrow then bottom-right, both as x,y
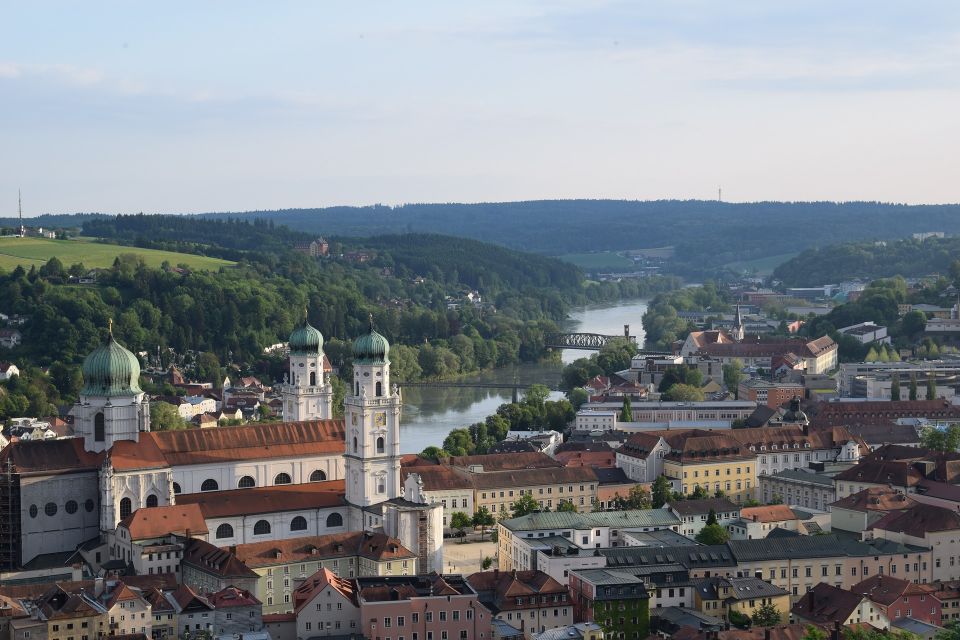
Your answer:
398,299 -> 649,453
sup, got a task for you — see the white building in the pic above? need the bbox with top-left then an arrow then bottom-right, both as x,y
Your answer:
837,322 -> 890,345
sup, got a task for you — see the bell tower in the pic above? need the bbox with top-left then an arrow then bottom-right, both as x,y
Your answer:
344,316 -> 402,511
73,321 -> 150,453
281,314 -> 333,421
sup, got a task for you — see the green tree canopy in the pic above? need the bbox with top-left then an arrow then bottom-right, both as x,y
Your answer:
751,602 -> 782,627
695,523 -> 730,545
662,383 -> 705,402
652,475 -> 672,508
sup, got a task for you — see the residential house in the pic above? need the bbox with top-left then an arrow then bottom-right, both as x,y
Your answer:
691,576 -> 790,622
791,583 -> 890,629
852,575 -> 942,627
667,498 -> 741,539
206,586 -> 263,636
568,568 -> 650,640
829,487 -> 917,534
616,434 -> 671,483
497,510 -> 681,572
0,362 -> 19,380
467,569 -> 573,640
659,430 -> 758,503
0,329 -> 22,349
180,538 -> 260,596
102,581 -> 152,637
863,503 -> 960,582
758,469 -> 835,512
728,505 -> 800,540
291,568 -> 360,638
355,573 -> 492,640
115,504 -> 208,577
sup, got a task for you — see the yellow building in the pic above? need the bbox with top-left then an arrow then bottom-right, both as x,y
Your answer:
660,430 -> 757,503
692,576 -> 790,621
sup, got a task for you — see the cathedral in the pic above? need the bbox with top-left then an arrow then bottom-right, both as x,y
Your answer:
0,318 -> 443,576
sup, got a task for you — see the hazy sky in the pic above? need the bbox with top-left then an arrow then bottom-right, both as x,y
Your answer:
4,1 -> 960,215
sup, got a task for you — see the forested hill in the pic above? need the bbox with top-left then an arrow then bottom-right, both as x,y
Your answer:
193,200 -> 960,274
773,236 -> 960,286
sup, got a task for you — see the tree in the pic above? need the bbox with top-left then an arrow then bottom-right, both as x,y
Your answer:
450,512 -> 472,541
706,508 -> 718,526
910,373 -> 918,401
510,494 -> 540,519
568,388 -> 589,411
714,489 -> 726,499
557,500 -> 577,512
695,523 -> 730,545
652,475 -> 672,508
743,497 -> 761,507
481,556 -> 494,570
525,384 -> 550,411
690,485 -> 709,500
751,602 -> 782,627
614,485 -> 651,510
150,401 -> 188,431
662,383 -> 705,402
803,625 -> 828,640
921,424 -> 960,452
619,396 -> 633,423
890,373 -> 901,401
419,446 -> 449,462
472,507 -> 496,540
722,359 -> 744,398
770,493 -> 784,505
728,610 -> 751,629
927,374 -> 938,400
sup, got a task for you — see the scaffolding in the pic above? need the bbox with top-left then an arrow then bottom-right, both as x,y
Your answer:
0,459 -> 21,571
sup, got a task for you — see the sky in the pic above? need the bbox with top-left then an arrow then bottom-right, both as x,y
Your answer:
3,1 -> 960,215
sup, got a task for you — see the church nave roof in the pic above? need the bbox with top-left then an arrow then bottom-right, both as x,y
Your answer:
175,479 -> 346,518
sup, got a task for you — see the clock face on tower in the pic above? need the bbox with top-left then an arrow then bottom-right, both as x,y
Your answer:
375,412 -> 386,426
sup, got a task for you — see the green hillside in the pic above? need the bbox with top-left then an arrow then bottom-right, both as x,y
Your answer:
0,237 -> 235,271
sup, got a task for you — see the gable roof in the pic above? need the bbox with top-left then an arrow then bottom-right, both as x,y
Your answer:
293,568 -> 358,613
119,504 -> 208,539
791,583 -> 866,624
829,487 -> 916,513
466,570 -> 568,612
400,465 -> 473,490
181,538 -> 258,579
447,452 -> 562,471
207,586 -> 261,608
175,480 -> 346,518
809,400 -> 960,428
851,574 -> 933,607
832,461 -> 924,487
0,438 -> 103,475
740,505 -> 796,523
461,465 -> 597,490
668,498 -> 740,517
231,531 -> 415,569
868,503 -> 960,538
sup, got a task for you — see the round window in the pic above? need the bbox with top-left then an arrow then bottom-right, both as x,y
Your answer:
364,372 -> 370,377
298,363 -> 304,367
65,500 -> 78,515
45,503 -> 58,517
85,499 -> 95,512
29,505 -> 38,518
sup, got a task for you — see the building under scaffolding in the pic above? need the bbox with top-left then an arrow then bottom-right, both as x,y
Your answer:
0,458 -> 21,571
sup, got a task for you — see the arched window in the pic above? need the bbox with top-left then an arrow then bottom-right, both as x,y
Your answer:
376,381 -> 382,397
216,523 -> 234,539
238,476 -> 256,489
326,512 -> 344,528
201,479 -> 219,492
94,412 -> 105,442
290,516 -> 308,531
376,437 -> 385,454
353,436 -> 358,453
253,520 -> 271,535
146,494 -> 158,508
355,382 -> 360,396
310,372 -> 316,386
172,483 -> 182,495
119,498 -> 132,519
310,470 -> 327,482
274,473 -> 292,485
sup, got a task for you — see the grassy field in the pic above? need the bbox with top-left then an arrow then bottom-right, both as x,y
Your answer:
725,252 -> 799,276
560,251 -> 636,271
0,237 -> 235,271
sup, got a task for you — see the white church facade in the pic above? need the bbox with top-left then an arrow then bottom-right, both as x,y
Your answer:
0,318 -> 443,578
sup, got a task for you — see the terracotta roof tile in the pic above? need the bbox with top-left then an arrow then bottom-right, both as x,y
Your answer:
0,438 -> 103,475
207,586 -> 261,608
181,538 -> 258,579
232,531 -> 415,569
400,465 -> 473,490
176,480 -> 346,518
829,487 -> 916,512
740,505 -> 797,523
293,568 -> 357,613
120,504 -> 208,539
791,583 -> 865,624
852,574 -> 934,607
461,465 -> 597,490
867,503 -> 960,537
448,452 -> 562,471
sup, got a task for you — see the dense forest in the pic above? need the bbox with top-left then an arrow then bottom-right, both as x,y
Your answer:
773,236 -> 960,286
10,200 -> 960,279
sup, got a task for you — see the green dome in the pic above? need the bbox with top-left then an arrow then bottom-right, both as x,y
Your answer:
81,330 -> 142,397
289,321 -> 324,355
353,316 -> 390,364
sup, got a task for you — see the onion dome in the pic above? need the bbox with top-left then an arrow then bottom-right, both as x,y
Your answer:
80,321 -> 142,397
352,314 -> 390,364
782,396 -> 809,424
289,319 -> 324,355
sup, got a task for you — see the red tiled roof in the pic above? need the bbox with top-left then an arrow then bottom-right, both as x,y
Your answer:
868,503 -> 960,538
0,438 -> 103,475
809,400 -> 960,428
232,531 -> 415,569
447,452 -> 562,471
120,504 -> 208,539
103,582 -> 146,610
554,450 -> 616,468
833,461 -> 924,487
293,568 -> 358,613
740,505 -> 796,523
400,465 -> 473,490
181,538 -> 258,579
460,465 -> 597,490
466,570 -> 568,612
830,487 -> 916,512
207,586 -> 261,608
791,583 -> 865,624
109,436 -> 169,471
176,480 -> 346,518
851,575 -> 935,607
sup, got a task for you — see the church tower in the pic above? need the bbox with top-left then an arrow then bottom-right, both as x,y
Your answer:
731,304 -> 745,342
344,317 -> 402,511
73,321 -> 150,453
281,316 -> 333,421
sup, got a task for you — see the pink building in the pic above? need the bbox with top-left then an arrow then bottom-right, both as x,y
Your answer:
357,573 -> 493,640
